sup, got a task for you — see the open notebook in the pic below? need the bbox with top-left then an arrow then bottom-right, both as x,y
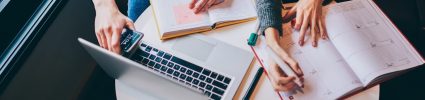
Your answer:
150,0 -> 257,40
251,0 -> 425,99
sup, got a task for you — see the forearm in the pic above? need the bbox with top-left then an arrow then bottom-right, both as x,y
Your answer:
256,0 -> 283,36
264,28 -> 290,60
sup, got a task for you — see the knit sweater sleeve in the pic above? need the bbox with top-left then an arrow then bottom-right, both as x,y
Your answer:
256,0 -> 283,36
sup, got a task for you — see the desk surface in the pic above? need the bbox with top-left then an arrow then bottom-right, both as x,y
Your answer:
115,6 -> 380,100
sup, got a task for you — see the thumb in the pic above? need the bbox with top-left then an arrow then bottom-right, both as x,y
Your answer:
282,5 -> 297,23
125,18 -> 136,30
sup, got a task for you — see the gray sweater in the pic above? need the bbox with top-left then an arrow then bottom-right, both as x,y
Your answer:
256,0 -> 331,36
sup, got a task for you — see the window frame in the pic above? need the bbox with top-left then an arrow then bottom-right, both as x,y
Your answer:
0,0 -> 67,91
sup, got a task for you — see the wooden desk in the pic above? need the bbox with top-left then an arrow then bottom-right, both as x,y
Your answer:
115,6 -> 380,100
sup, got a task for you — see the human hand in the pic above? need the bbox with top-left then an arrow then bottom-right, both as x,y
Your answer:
283,0 -> 327,47
93,0 -> 135,54
189,0 -> 225,14
264,28 -> 304,92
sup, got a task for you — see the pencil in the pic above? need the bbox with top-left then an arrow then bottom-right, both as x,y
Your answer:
243,67 -> 264,100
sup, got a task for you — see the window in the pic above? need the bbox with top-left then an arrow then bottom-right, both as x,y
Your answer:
0,0 -> 66,87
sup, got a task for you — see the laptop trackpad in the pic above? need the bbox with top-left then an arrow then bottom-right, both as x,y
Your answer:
172,36 -> 216,62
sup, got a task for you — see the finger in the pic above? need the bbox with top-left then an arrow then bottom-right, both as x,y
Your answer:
213,0 -> 224,5
111,27 -> 123,54
298,12 -> 310,46
193,0 -> 208,14
269,61 -> 282,82
275,51 -> 303,77
277,76 -> 295,85
272,81 -> 287,91
311,23 -> 320,47
311,14 -> 318,47
295,9 -> 304,30
285,58 -> 304,76
282,57 -> 303,76
100,30 -> 108,50
311,28 -> 317,47
95,29 -> 103,47
269,61 -> 287,91
203,0 -> 215,12
284,57 -> 303,76
291,19 -> 296,28
201,6 -> 208,13
273,79 -> 296,92
282,5 -> 297,23
315,24 -> 321,47
105,27 -> 113,51
318,19 -> 328,40
189,0 -> 197,9
194,0 -> 207,13
99,26 -> 109,49
282,81 -> 297,91
95,33 -> 101,47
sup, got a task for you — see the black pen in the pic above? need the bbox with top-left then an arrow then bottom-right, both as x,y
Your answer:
243,67 -> 264,100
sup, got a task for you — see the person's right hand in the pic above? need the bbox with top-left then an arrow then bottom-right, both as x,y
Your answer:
189,0 -> 225,14
264,27 -> 304,92
93,0 -> 135,54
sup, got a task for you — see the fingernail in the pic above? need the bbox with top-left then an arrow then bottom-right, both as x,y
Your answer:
322,35 -> 327,40
313,41 -> 317,47
193,9 -> 197,14
291,20 -> 296,28
298,69 -> 302,74
299,41 -> 303,46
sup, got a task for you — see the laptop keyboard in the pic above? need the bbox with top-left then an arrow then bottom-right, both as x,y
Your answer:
129,42 -> 232,100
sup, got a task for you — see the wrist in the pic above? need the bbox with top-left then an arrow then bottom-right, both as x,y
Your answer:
92,0 -> 119,13
264,28 -> 282,48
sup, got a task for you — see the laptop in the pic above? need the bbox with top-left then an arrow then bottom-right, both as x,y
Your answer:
78,34 -> 253,100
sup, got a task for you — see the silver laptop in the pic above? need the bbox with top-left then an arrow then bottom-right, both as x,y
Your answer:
78,34 -> 253,100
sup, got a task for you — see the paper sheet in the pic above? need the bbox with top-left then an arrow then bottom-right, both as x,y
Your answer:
173,4 -> 208,25
253,23 -> 362,99
325,0 -> 424,85
153,0 -> 211,34
208,0 -> 257,23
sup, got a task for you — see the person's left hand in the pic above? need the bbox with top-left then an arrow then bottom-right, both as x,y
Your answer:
189,0 -> 225,14
283,0 -> 328,47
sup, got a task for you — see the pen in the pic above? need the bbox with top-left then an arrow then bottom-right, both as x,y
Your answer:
243,67 -> 264,100
264,45 -> 303,87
